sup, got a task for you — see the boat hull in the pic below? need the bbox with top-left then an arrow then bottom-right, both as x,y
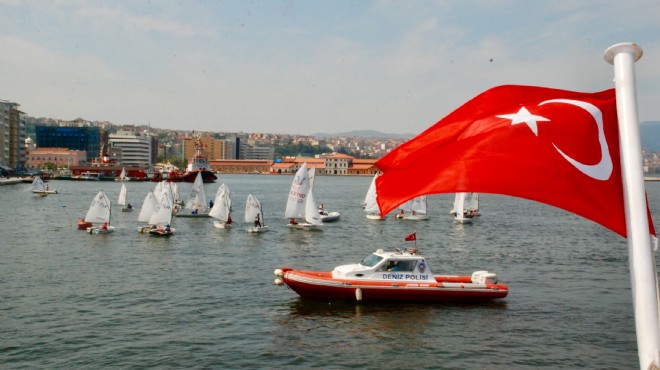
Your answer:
320,212 -> 340,222
287,223 -> 323,231
281,270 -> 508,302
169,170 -> 217,183
246,225 -> 269,233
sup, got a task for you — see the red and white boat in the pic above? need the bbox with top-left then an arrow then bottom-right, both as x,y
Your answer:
168,139 -> 217,183
274,248 -> 508,302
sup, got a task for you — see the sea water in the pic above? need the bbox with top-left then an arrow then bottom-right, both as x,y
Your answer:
2,175 -> 659,369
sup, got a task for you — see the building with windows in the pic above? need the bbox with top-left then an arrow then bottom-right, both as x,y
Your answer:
35,125 -> 101,161
182,136 -> 227,161
0,100 -> 27,170
26,147 -> 87,169
109,129 -> 152,168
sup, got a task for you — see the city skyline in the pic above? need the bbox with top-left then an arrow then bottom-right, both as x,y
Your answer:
2,1 -> 660,136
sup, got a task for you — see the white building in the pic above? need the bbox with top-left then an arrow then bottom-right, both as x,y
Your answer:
109,129 -> 152,167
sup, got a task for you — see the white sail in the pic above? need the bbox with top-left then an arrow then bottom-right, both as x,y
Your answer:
85,191 -> 111,223
363,174 -> 381,215
465,193 -> 479,213
454,192 -> 468,222
399,199 -> 414,213
119,167 -> 128,180
186,172 -> 207,212
171,182 -> 181,204
284,163 -> 310,219
304,187 -> 323,225
138,192 -> 159,222
149,194 -> 173,225
118,184 -> 128,206
411,196 -> 427,215
244,193 -> 264,225
451,193 -> 462,215
209,183 -> 231,222
308,165 -> 316,190
31,176 -> 45,192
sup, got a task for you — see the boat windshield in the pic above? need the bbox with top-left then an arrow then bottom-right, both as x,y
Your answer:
360,254 -> 383,267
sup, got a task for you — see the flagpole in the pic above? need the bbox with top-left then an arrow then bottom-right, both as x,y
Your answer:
604,42 -> 660,369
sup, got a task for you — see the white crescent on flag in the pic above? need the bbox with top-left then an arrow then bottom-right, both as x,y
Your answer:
498,99 -> 613,181
539,99 -> 613,181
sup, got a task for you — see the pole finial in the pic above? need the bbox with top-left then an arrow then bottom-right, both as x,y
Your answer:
604,43 -> 643,65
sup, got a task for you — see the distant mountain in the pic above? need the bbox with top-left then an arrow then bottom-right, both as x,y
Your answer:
312,130 -> 413,139
641,121 -> 660,151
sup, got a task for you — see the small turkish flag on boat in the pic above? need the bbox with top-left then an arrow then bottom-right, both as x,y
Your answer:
405,232 -> 416,241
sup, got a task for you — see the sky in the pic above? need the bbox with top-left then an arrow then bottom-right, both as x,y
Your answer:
1,0 -> 660,136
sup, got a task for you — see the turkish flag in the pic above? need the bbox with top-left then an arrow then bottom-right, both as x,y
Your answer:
405,232 -> 416,241
376,85 -> 655,238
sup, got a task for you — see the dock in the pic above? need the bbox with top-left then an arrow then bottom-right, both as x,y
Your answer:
0,177 -> 33,186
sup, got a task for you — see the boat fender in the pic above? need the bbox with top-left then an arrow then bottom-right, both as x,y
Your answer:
274,278 -> 284,286
274,269 -> 283,277
355,288 -> 363,302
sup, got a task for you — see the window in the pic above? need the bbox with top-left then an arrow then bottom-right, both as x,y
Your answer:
360,254 -> 383,267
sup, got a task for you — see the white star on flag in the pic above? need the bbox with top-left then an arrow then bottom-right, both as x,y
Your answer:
497,106 -> 549,136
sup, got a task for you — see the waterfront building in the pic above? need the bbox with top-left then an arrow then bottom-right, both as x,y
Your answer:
26,147 -> 87,169
109,129 -> 153,168
209,159 -> 272,174
0,100 -> 27,170
36,125 -> 101,161
182,136 -> 227,160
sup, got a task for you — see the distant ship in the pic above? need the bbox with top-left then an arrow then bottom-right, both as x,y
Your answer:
168,139 -> 217,183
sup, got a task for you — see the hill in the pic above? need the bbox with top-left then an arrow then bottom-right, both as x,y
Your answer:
311,130 -> 413,139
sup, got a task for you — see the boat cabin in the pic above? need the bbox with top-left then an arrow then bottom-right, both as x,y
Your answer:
332,249 -> 436,283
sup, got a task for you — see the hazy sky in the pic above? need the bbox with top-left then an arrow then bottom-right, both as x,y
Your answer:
2,0 -> 659,135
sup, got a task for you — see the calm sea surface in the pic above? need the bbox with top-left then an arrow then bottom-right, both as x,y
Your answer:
2,175 -> 660,369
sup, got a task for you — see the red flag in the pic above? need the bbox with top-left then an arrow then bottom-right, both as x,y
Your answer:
405,232 -> 416,241
376,85 -> 655,238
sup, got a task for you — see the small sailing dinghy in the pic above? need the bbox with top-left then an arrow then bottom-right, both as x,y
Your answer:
176,172 -> 210,217
308,166 -> 340,222
452,192 -> 474,224
285,163 -> 323,230
31,176 -> 58,196
209,183 -> 233,229
137,191 -> 158,233
148,193 -> 174,237
406,196 -> 429,221
245,193 -> 269,233
115,167 -> 129,181
84,190 -> 115,234
118,184 -> 133,212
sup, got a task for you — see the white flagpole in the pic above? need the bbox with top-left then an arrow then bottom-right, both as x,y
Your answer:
604,42 -> 660,369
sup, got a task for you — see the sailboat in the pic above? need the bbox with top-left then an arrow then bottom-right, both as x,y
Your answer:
176,172 -> 210,217
285,162 -> 323,230
31,176 -> 58,196
148,193 -> 175,237
245,193 -> 269,233
137,191 -> 159,233
115,167 -> 129,181
308,165 -> 340,222
450,192 -> 479,217
453,192 -> 474,224
118,184 -> 133,212
364,174 -> 385,220
209,183 -> 233,229
84,190 -> 115,234
406,196 -> 429,220
465,192 -> 480,216
395,199 -> 414,219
